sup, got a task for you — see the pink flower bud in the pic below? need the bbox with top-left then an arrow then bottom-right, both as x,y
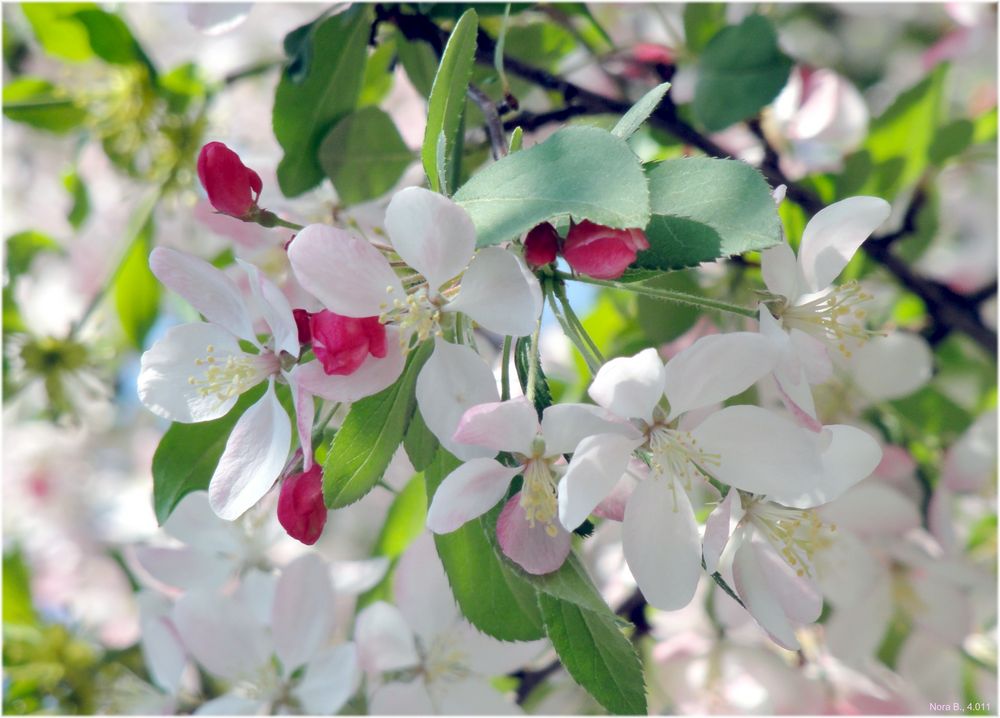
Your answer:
309,311 -> 387,376
524,223 -> 560,268
632,43 -> 674,66
292,308 -> 312,345
277,463 -> 326,545
562,221 -> 650,279
197,141 -> 263,218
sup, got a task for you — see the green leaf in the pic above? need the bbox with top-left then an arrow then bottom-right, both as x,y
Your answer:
422,8 -> 478,193
636,157 -> 780,270
273,6 -> 371,197
403,408 -> 439,472
152,383 -> 267,525
611,82 -> 671,140
3,78 -> 88,133
425,449 -> 546,641
928,118 -> 973,166
62,170 -> 90,230
455,126 -> 651,247
323,341 -> 432,508
693,14 -> 793,132
319,107 -> 413,206
515,335 -> 552,418
72,9 -> 144,66
972,106 -> 997,144
5,230 -> 62,279
636,270 -> 701,343
501,22 -> 577,70
683,2 -> 727,54
21,3 -> 96,62
537,594 -> 646,715
858,63 -> 948,195
508,126 -> 523,153
359,38 -> 397,107
113,198 -> 160,349
397,36 -> 438,98
3,549 -> 38,626
158,62 -> 207,113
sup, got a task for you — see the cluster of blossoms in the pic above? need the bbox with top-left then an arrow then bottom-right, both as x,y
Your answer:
135,140 -> 910,655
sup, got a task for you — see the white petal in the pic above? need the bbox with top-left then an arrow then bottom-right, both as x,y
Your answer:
622,478 -> 701,610
286,368 -> 314,470
416,339 -> 500,461
457,623 -> 547,676
237,259 -> 299,357
789,328 -> 833,385
797,196 -> 891,293
540,403 -> 639,456
295,644 -> 360,715
806,425 -> 882,507
150,246 -> 255,342
826,577 -> 893,664
819,483 -> 920,537
438,676 -> 522,715
330,557 -> 391,595
208,382 -> 291,520
137,591 -> 187,694
731,540 -> 800,650
369,678 -> 435,715
385,186 -> 475,289
234,568 -> 277,626
392,533 -> 459,644
172,591 -> 271,681
703,490 -> 738,575
848,332 -> 933,401
133,546 -> 231,591
692,405 -> 824,498
195,694 -> 263,715
760,241 -> 802,300
186,3 -> 250,35
452,397 -> 539,455
288,223 -> 404,316
664,332 -> 779,419
138,323 -> 246,423
897,631 -> 963,704
444,248 -> 543,337
272,553 -> 334,673
751,533 -> 822,624
161,491 -> 242,554
558,433 -> 641,530
427,459 -> 520,533
354,601 -> 420,674
294,328 -> 405,403
588,348 -> 665,422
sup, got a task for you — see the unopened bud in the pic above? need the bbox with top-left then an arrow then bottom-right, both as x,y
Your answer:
277,463 -> 327,545
197,141 -> 263,219
562,221 -> 649,279
524,223 -> 560,268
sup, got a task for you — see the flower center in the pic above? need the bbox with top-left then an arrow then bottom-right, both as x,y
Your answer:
520,457 -> 560,537
781,281 -> 875,357
647,425 -> 719,491
744,498 -> 836,577
378,285 -> 443,350
187,344 -> 277,405
424,631 -> 471,685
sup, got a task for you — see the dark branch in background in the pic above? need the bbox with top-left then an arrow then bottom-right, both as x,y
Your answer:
467,83 -> 508,160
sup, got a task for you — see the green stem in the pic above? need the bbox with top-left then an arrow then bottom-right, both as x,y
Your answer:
271,216 -> 304,231
558,271 -> 758,319
547,289 -> 600,374
525,318 -> 542,407
500,335 -> 512,401
554,281 -> 604,365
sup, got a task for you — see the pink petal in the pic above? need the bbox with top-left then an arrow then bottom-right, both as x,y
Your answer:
496,494 -> 571,575
293,328 -> 405,403
453,397 -> 539,455
426,458 -> 521,534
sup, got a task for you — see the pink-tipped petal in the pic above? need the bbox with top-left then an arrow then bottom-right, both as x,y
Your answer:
540,403 -> 639,456
237,259 -> 300,357
426,459 -> 521,534
588,348 -> 665,422
558,433 -> 641,530
496,494 -> 571,575
354,601 -> 420,674
453,397 -> 539,455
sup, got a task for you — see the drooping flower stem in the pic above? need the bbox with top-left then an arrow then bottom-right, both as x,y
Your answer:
553,280 -> 604,365
557,271 -> 759,319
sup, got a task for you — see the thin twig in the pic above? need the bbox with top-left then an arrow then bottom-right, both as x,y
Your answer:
467,83 -> 507,160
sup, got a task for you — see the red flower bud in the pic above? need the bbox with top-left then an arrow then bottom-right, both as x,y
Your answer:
277,463 -> 326,545
310,311 -> 388,376
632,43 -> 674,67
524,223 -> 560,268
197,141 -> 263,219
293,308 -> 312,345
562,221 -> 650,280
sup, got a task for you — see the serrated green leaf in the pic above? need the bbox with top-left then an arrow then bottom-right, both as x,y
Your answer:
693,14 -> 793,131
113,198 -> 160,349
273,6 -> 371,197
323,341 -> 432,508
3,78 -> 87,133
319,107 -> 413,206
425,449 -> 546,641
455,126 -> 651,247
636,157 -> 781,270
514,335 -> 552,419
403,408 -> 439,472
612,82 -> 671,140
683,2 -> 726,54
537,594 -> 646,715
152,383 -> 267,525
423,8 -> 478,193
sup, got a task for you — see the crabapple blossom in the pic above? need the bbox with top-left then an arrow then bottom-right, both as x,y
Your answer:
197,142 -> 263,219
561,220 -> 650,279
426,395 -> 638,574
277,463 -> 327,545
355,534 -> 545,714
308,310 -> 388,376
